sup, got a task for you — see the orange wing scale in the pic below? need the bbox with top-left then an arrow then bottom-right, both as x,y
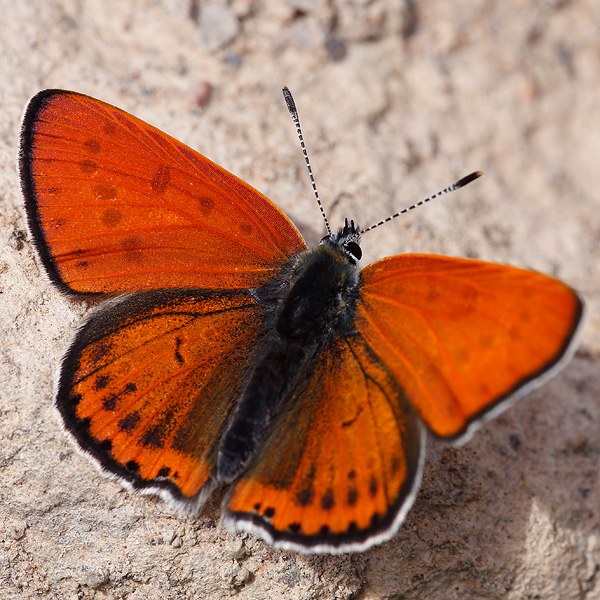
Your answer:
225,336 -> 424,549
356,254 -> 583,438
20,90 -> 306,295
57,289 -> 267,504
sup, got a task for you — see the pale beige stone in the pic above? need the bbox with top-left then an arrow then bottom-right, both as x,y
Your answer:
0,0 -> 598,598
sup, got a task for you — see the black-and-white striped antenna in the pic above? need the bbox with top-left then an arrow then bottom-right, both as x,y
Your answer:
360,171 -> 483,234
282,86 -> 332,236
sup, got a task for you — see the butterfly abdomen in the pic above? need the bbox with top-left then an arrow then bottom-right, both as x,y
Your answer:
217,243 -> 361,483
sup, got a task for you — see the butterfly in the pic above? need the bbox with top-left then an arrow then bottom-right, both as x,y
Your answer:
19,88 -> 585,554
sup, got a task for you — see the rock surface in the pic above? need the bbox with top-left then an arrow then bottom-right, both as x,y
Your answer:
0,0 -> 598,598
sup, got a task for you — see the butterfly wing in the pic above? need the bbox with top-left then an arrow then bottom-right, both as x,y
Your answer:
355,254 -> 585,440
19,90 -> 306,296
223,334 -> 426,554
56,288 -> 268,511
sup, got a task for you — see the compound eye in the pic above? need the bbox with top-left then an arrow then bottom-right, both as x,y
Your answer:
345,241 -> 362,261
319,235 -> 330,245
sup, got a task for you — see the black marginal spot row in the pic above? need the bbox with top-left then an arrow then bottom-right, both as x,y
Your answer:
346,336 -> 407,506
225,394 -> 424,553
52,319 -> 203,504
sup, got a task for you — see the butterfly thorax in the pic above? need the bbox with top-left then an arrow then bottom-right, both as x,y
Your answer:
277,244 -> 359,341
256,218 -> 362,341
217,220 -> 362,483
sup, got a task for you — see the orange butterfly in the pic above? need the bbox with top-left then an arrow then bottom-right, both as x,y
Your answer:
19,88 -> 584,554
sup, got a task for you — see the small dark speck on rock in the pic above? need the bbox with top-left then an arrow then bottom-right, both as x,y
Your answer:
325,36 -> 346,61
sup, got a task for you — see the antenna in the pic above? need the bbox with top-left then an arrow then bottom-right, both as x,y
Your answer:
360,171 -> 483,234
282,86 -> 332,236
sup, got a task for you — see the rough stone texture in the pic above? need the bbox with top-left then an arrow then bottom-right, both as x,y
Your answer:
0,0 -> 599,598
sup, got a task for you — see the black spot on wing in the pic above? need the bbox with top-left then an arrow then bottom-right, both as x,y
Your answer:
321,488 -> 335,510
118,411 -> 141,432
296,486 -> 314,506
157,466 -> 171,478
347,488 -> 358,506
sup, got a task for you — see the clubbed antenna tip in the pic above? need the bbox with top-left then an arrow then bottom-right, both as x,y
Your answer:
282,86 -> 297,115
455,171 -> 483,189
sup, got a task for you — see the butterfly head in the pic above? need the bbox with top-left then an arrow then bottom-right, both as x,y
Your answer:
320,218 -> 362,266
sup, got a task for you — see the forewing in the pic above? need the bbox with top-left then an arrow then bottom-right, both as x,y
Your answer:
19,90 -> 306,296
56,288 -> 267,511
356,254 -> 585,440
223,335 -> 425,554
